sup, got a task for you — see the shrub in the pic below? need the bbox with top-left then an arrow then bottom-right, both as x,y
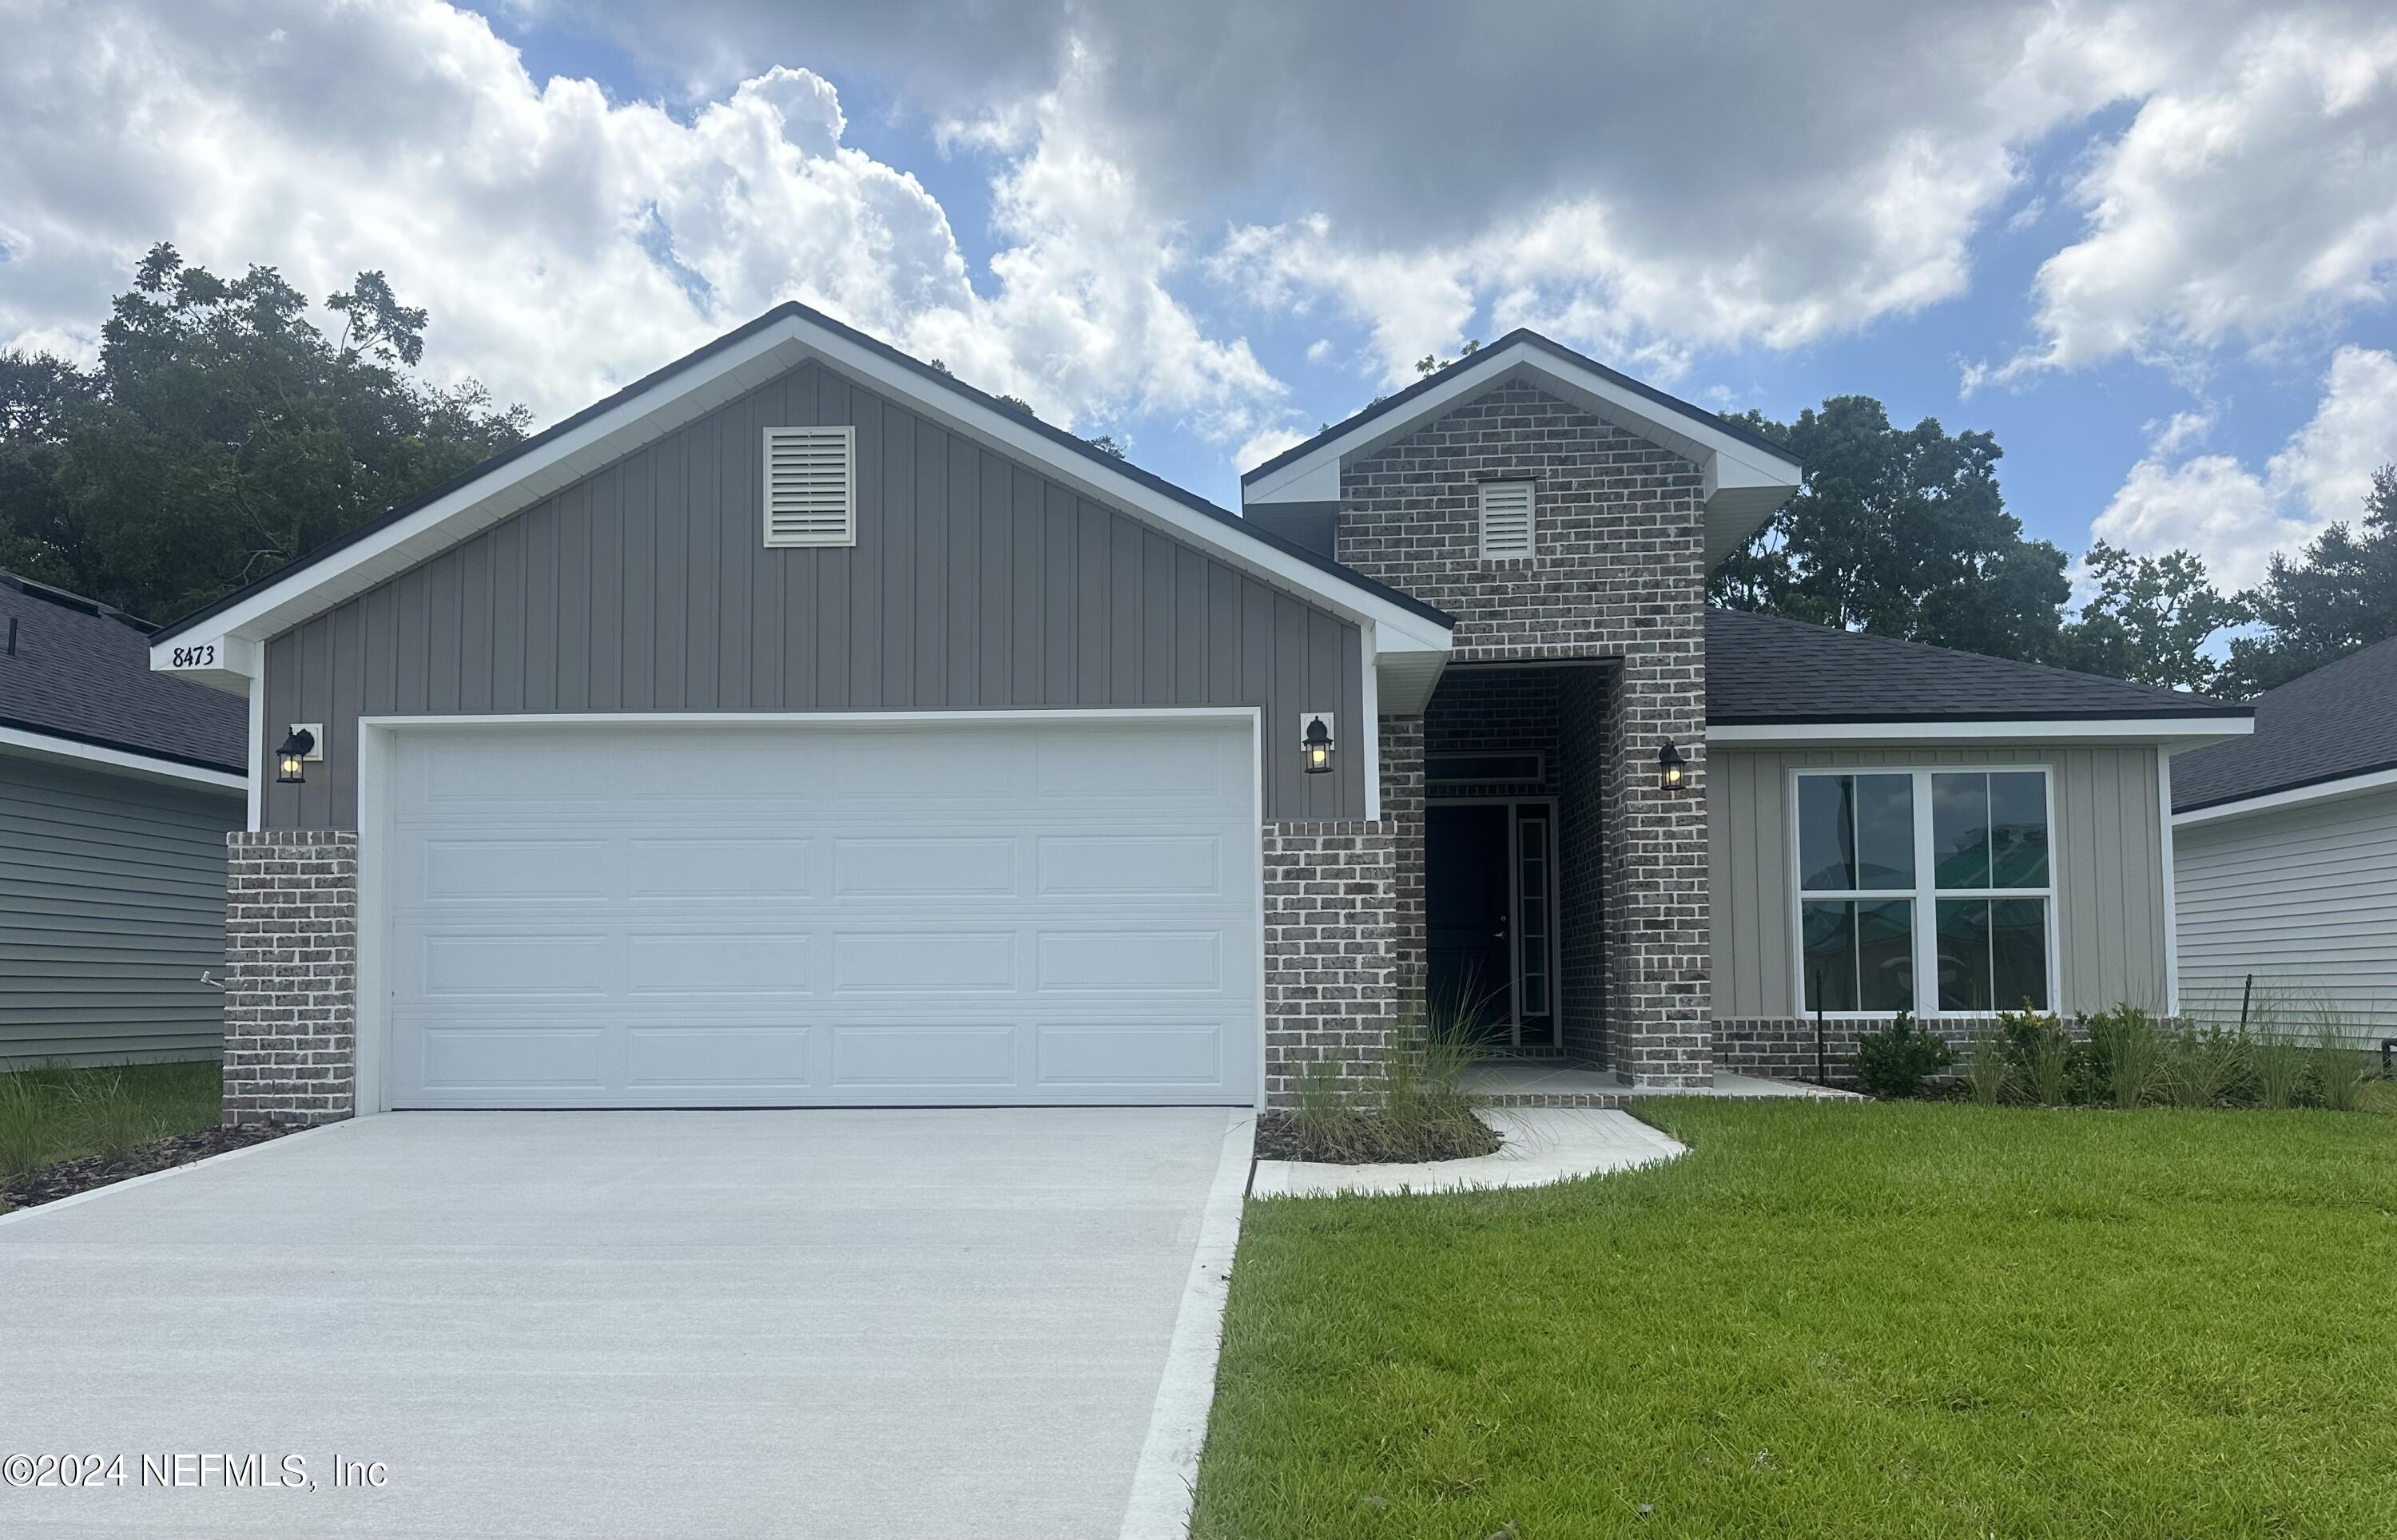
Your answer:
2249,1030 -> 2309,1109
2162,1026 -> 2248,1109
1997,1006 -> 2077,1105
2088,1006 -> 2166,1109
1266,1002 -> 1500,1165
1851,1012 -> 1955,1099
2310,1021 -> 2371,1113
1963,1023 -> 2012,1106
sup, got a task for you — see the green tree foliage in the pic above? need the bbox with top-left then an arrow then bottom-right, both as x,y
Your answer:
1710,395 -> 2073,663
2219,464 -> 2397,695
0,244 -> 527,623
2051,541 -> 2249,693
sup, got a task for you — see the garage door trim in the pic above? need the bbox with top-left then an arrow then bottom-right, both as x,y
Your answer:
353,708 -> 1265,1114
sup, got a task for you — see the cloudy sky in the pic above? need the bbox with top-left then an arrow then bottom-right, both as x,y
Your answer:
4,0 -> 2395,590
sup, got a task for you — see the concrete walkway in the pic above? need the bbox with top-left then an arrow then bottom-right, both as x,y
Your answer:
0,1108 -> 1249,1539
1251,1107 -> 1688,1197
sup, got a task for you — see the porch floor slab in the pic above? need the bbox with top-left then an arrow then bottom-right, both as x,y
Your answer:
1250,1108 -> 1685,1198
1463,1062 -> 1862,1106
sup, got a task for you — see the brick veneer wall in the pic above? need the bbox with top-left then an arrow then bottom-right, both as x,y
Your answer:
1423,669 -> 1560,796
1338,378 -> 1711,1086
223,831 -> 359,1126
1378,718 -> 1427,1009
1719,1014 -> 2081,1083
1262,821 -> 1400,1106
1556,668 -> 1608,1062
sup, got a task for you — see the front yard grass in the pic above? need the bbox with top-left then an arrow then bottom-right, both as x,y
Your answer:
0,1060 -> 224,1208
1194,1100 -> 2397,1538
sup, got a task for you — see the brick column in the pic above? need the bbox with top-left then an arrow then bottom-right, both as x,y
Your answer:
1597,650 -> 1711,1088
1261,821 -> 1399,1107
1379,716 -> 1426,1011
223,831 -> 360,1126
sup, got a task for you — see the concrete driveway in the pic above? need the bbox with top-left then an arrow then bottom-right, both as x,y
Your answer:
0,1107 -> 1250,1538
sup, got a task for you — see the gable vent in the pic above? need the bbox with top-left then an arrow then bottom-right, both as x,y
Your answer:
1479,480 -> 1535,558
762,426 -> 856,547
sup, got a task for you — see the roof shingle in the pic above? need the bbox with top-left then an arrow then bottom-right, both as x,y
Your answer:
0,575 -> 247,772
1706,608 -> 2248,725
2171,635 -> 2397,812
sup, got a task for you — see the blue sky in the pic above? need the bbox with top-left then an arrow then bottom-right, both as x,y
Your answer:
5,0 -> 2394,594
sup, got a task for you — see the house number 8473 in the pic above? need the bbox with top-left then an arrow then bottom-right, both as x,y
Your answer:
170,644 -> 216,668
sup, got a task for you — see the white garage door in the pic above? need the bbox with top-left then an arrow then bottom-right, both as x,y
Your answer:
380,717 -> 1260,1108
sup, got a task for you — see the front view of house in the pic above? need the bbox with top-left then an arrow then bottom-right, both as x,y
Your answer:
151,307 -> 2250,1121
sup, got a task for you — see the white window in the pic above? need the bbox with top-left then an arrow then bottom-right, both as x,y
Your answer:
762,426 -> 856,547
1795,768 -> 2055,1016
1478,480 -> 1534,558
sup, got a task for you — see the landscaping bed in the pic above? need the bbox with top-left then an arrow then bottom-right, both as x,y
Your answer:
1253,1109 -> 1501,1165
0,1060 -> 232,1213
0,1123 -> 290,1211
1195,1098 -> 2397,1538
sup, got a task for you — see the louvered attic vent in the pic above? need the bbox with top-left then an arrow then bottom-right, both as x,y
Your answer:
1479,480 -> 1535,558
762,426 -> 856,547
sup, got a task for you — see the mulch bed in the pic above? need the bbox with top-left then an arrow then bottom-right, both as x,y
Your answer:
1253,1110 -> 1503,1165
1,1125 -> 295,1212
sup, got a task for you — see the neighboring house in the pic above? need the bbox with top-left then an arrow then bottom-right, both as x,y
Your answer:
2171,636 -> 2397,1038
147,306 -> 2249,1122
1,574 -> 248,1069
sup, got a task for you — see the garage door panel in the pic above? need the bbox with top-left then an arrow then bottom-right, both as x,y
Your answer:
830,1023 -> 1021,1087
1036,1022 -> 1222,1086
624,1026 -> 813,1088
831,836 -> 1017,896
384,719 -> 1258,1108
628,839 -> 813,899
626,933 -> 815,994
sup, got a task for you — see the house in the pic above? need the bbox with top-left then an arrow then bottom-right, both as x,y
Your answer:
2171,636 -> 2397,1038
2,574 -> 247,1068
145,306 -> 2249,1122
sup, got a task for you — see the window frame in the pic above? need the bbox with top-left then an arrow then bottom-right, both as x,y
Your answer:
1787,764 -> 2061,1019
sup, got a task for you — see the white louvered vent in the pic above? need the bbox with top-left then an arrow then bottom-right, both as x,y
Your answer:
1479,480 -> 1535,558
762,426 -> 856,548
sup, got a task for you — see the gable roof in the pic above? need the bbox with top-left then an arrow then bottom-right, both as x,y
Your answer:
1704,608 -> 2252,729
0,574 -> 246,779
1239,330 -> 1805,565
2172,635 -> 2397,813
149,300 -> 1454,693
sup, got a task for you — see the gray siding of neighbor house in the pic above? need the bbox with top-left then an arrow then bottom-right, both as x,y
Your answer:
0,753 -> 240,1068
1710,743 -> 2171,1018
2175,788 -> 2397,1034
259,361 -> 1367,829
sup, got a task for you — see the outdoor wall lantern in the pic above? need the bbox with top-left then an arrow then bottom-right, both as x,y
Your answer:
277,724 -> 321,784
1301,712 -> 1336,776
1658,740 -> 1687,792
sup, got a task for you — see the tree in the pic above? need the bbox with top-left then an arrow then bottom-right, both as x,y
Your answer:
1711,395 -> 2072,663
2218,464 -> 2397,695
0,243 -> 526,622
2052,542 -> 2248,692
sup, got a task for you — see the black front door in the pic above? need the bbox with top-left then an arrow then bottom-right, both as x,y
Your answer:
1428,804 -> 1513,1042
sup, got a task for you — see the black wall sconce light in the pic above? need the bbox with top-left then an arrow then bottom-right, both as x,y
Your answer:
277,724 -> 322,784
1301,712 -> 1336,776
1658,740 -> 1687,792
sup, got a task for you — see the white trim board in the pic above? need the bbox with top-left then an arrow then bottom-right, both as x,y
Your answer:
0,724 -> 246,794
350,705 -> 1270,1117
151,308 -> 1452,693
2172,764 -> 2397,828
1710,716 -> 2252,748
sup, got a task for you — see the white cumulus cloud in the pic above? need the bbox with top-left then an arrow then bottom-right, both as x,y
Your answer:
2092,346 -> 2397,587
0,0 -> 1286,443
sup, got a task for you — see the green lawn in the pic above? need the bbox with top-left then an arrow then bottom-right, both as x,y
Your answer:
1194,1101 -> 2397,1539
0,1060 -> 224,1197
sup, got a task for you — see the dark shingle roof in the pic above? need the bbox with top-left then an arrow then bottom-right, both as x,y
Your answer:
1706,608 -> 2249,725
0,575 -> 247,773
2172,635 -> 2397,812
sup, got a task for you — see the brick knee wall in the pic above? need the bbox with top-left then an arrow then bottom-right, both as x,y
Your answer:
223,831 -> 359,1126
1717,1016 -> 2083,1082
1262,820 -> 1399,1107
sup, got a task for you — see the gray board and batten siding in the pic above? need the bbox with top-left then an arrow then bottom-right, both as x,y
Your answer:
258,360 -> 1368,828
1,753 -> 241,1068
1709,743 -> 2172,1019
